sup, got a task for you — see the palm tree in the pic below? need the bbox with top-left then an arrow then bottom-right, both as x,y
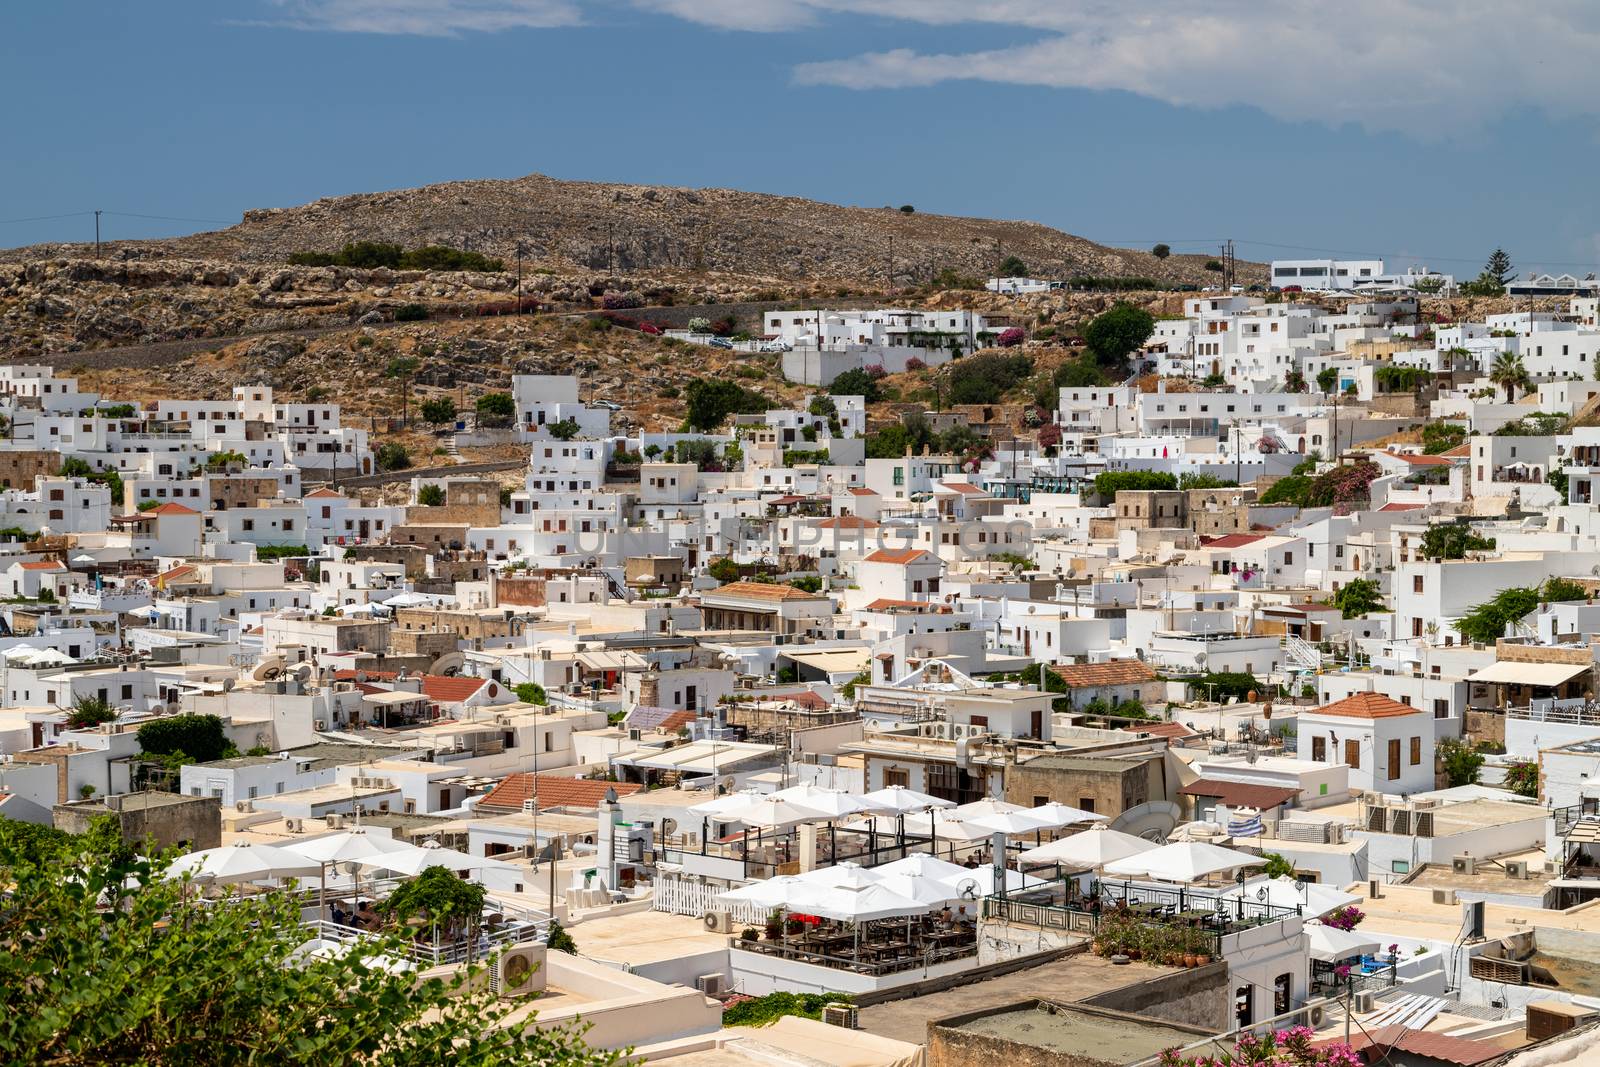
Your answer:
1489,352 -> 1528,404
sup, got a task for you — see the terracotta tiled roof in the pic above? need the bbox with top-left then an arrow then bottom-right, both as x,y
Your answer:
1441,443 -> 1471,458
1202,533 -> 1265,549
1177,779 -> 1299,810
1310,692 -> 1421,719
1121,721 -> 1194,739
862,548 -> 935,565
863,598 -> 944,612
846,487 -> 879,496
305,487 -> 345,499
785,691 -> 828,709
330,670 -> 488,704
478,774 -> 644,814
707,580 -> 822,601
818,515 -> 879,529
657,710 -> 698,732
147,502 -> 199,515
1050,660 -> 1156,689
18,560 -> 63,570
1378,502 -> 1425,512
938,481 -> 985,495
1383,451 -> 1453,466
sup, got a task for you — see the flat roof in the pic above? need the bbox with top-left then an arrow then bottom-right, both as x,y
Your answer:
947,1003 -> 1209,1065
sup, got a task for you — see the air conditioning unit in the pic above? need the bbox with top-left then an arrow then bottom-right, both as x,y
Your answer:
1452,854 -> 1476,875
822,1003 -> 859,1029
495,943 -> 546,998
1354,991 -> 1377,1014
1300,1004 -> 1326,1029
326,814 -> 345,830
703,910 -> 734,934
1432,888 -> 1457,906
1505,859 -> 1530,880
522,799 -> 538,815
283,817 -> 304,833
235,800 -> 254,814
314,720 -> 327,731
695,973 -> 725,997
1328,823 -> 1344,845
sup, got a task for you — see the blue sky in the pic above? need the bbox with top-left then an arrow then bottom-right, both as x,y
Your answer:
5,1 -> 1600,274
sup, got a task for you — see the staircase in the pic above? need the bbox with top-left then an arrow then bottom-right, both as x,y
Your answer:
1283,634 -> 1322,670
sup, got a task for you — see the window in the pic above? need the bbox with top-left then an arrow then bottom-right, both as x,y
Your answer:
1273,973 -> 1292,1016
1413,575 -> 1424,594
1388,739 -> 1402,780
1311,736 -> 1326,762
1078,797 -> 1095,813
1410,736 -> 1421,765
883,767 -> 909,789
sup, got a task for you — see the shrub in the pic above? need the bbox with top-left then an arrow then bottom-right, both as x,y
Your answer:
1083,303 -> 1155,367
1438,737 -> 1485,787
828,368 -> 881,402
475,392 -> 516,427
600,291 -> 643,310
1093,470 -> 1177,498
1505,761 -> 1539,798
375,443 -> 411,471
64,696 -> 117,730
707,558 -> 742,584
514,682 -> 547,705
684,379 -> 767,432
137,714 -> 232,764
947,352 -> 1034,405
417,484 -> 444,507
420,397 -> 457,426
393,303 -> 428,322
1151,243 -> 1170,259
998,255 -> 1028,277
997,327 -> 1025,347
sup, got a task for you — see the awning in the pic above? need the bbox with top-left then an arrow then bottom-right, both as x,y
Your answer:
1468,661 -> 1590,687
782,648 -> 870,674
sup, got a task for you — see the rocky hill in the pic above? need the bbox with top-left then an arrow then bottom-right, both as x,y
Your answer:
3,173 -> 1260,287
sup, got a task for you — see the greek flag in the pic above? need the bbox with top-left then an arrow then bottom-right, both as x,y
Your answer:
1228,812 -> 1264,838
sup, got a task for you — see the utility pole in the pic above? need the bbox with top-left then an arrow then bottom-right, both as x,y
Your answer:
94,210 -> 101,255
887,236 -> 894,289
514,239 -> 529,313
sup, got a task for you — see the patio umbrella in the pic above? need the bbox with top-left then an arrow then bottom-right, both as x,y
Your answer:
1102,840 -> 1261,883
771,783 -> 884,818
797,881 -> 930,922
964,809 -> 1058,836
1024,802 -> 1107,829
368,841 -> 509,877
1305,920 -> 1380,963
872,870 -> 963,908
716,874 -> 812,909
164,842 -> 321,885
952,797 -> 1028,821
1018,824 -> 1158,869
722,794 -> 832,829
687,788 -> 767,819
958,866 -> 1051,897
874,854 -> 977,882
794,861 -> 884,891
284,829 -> 416,865
1218,875 -> 1359,918
859,785 -> 953,814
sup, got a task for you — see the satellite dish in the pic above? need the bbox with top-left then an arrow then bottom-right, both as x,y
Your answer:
957,879 -> 980,900
1195,652 -> 1208,667
660,817 -> 678,837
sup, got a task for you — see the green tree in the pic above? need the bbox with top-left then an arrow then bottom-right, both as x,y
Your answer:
1150,243 -> 1171,260
549,418 -> 581,441
1204,259 -> 1223,272
376,442 -> 412,471
1316,367 -> 1338,393
1452,579 -> 1582,644
380,864 -> 486,928
63,695 -> 117,729
998,255 -> 1028,277
1083,303 -> 1156,368
386,356 -> 420,425
476,391 -> 516,428
513,682 -> 547,705
1439,737 -> 1486,787
1419,524 -> 1495,560
0,837 -> 615,1065
1485,248 -> 1515,287
1421,422 -> 1466,455
1177,473 -> 1237,490
1093,470 -> 1177,498
1331,578 -> 1384,619
828,368 -> 880,402
1260,853 -> 1296,879
1489,352 -> 1529,403
684,379 -> 765,432
707,557 -> 742,584
420,397 -> 458,427
1053,358 -> 1109,389
417,484 -> 445,507
137,714 -> 233,764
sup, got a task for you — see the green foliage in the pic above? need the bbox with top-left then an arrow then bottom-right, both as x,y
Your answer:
418,484 -> 445,507
1420,524 -> 1495,560
1062,276 -> 1161,292
206,449 -> 249,470
548,418 -> 582,441
1373,365 -> 1429,392
545,919 -> 579,954
1489,352 -> 1529,403
0,835 -> 612,1064
1150,243 -> 1171,259
1331,578 -> 1385,619
722,992 -> 851,1027
1493,412 -> 1566,437
476,392 -> 516,427
828,368 -> 881,402
998,255 -> 1028,277
64,695 -> 117,730
1052,358 -> 1109,389
1504,761 -> 1540,799
393,303 -> 429,322
1439,737 -> 1486,787
289,241 -> 505,272
782,448 -> 830,466
1093,470 -> 1177,498
375,443 -> 411,471
1550,467 -> 1570,497
839,671 -> 870,699
1453,579 -> 1585,644
380,865 -> 487,928
807,394 -> 837,418
1259,475 -> 1313,506
1257,461 -> 1379,510
789,575 -> 823,593
947,352 -> 1035,405
420,397 -> 457,426
1316,367 -> 1338,393
1204,259 -> 1223,272
137,499 -> 160,512
137,714 -> 231,764
1485,248 -> 1515,286
97,403 -> 138,418
1194,672 -> 1263,703
776,664 -> 799,684
707,557 -> 742,584
1421,422 -> 1466,454
931,268 -> 984,290
684,378 -> 767,432
1083,303 -> 1155,367
1178,473 -> 1237,490
1260,853 -> 1296,879
514,682 -> 547,706
254,544 -> 311,560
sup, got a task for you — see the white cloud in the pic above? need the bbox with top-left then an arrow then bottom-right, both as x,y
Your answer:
266,0 -> 582,35
262,1 -> 1600,135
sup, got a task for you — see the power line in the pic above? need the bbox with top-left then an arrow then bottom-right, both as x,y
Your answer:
104,211 -> 235,225
0,211 -> 93,226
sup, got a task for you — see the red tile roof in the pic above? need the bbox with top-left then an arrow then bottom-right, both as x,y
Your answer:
330,670 -> 489,704
706,580 -> 823,601
18,561 -> 63,570
939,481 -> 985,495
1177,779 -> 1300,810
305,487 -> 345,499
1311,692 -> 1421,719
147,502 -> 200,515
1378,502 -> 1425,512
846,487 -> 878,496
863,548 -> 935,565
818,515 -> 879,529
1121,721 -> 1194,740
478,774 -> 644,814
863,598 -> 945,612
1202,533 -> 1265,549
1050,660 -> 1156,689
1383,451 -> 1453,466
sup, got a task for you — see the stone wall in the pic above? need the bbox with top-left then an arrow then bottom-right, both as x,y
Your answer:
1077,962 -> 1231,1032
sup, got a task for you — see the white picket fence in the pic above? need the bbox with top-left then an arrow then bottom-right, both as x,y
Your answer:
653,874 -> 766,925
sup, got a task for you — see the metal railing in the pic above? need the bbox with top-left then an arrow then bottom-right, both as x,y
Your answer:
728,931 -> 977,977
300,911 -> 548,969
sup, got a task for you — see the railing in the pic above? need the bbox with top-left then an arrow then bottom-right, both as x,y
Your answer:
301,914 -> 547,968
1506,702 -> 1600,726
1283,634 -> 1323,670
728,931 -> 977,976
653,874 -> 767,925
984,896 -> 1098,935
1553,801 -> 1599,838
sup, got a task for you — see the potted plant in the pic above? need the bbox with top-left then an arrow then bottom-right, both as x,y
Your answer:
764,909 -> 783,941
739,927 -> 760,943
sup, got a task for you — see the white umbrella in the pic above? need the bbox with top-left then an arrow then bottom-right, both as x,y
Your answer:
369,841 -> 507,877
718,794 -> 832,829
952,797 -> 1028,821
717,875 -> 811,909
872,870 -> 964,908
875,854 -> 978,882
795,881 -> 930,922
284,829 -> 416,865
1103,840 -> 1261,883
771,783 -> 883,818
687,788 -> 766,819
866,810 -> 987,842
859,785 -> 954,814
1018,824 -> 1158,869
165,842 -> 321,885
1305,920 -> 1380,963
959,865 -> 1052,897
965,809 -> 1057,836
1218,875 -> 1359,918
794,861 -> 882,891
1025,802 -> 1107,829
